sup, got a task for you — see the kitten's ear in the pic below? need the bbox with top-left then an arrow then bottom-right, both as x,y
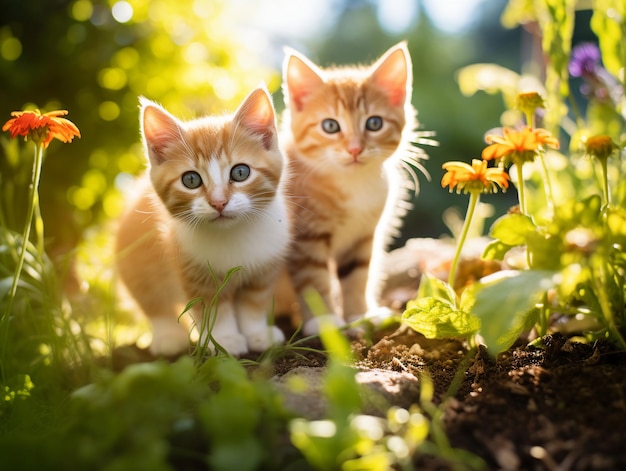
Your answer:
283,48 -> 325,112
140,97 -> 182,165
233,87 -> 277,151
371,42 -> 412,107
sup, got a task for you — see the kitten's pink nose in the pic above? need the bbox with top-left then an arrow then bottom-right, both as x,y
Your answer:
347,136 -> 363,160
210,199 -> 228,212
348,145 -> 362,159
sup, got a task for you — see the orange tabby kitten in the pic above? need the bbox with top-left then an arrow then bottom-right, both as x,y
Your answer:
280,42 -> 425,334
116,87 -> 289,356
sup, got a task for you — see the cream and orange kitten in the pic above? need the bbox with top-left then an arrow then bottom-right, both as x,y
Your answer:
280,42 -> 426,334
116,87 -> 289,356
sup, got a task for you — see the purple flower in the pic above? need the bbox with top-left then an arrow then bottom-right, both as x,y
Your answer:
569,42 -> 601,77
569,42 -> 623,105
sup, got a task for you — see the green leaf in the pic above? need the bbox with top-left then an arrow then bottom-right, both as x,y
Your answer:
591,0 -> 626,78
482,240 -> 514,261
303,287 -> 331,317
471,270 -> 556,354
488,213 -> 536,246
411,272 -> 457,307
525,232 -> 562,270
575,195 -> 602,227
537,0 -> 576,130
402,297 -> 480,339
324,363 -> 362,418
500,0 -> 537,28
208,437 -> 263,471
318,315 -> 354,364
607,206 -> 626,246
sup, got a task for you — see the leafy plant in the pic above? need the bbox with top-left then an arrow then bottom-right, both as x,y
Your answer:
290,291 -> 483,470
403,273 -> 479,342
404,1 -> 626,355
32,356 -> 288,471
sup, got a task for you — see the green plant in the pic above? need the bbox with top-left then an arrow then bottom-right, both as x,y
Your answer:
1,109 -> 80,377
289,291 -> 484,470
0,109 -> 92,403
26,356 -> 290,471
402,159 -> 508,345
403,1 -> 626,355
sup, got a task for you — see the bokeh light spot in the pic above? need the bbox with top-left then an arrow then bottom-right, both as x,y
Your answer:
183,42 -> 208,64
98,67 -> 127,90
68,186 -> 96,210
71,0 -> 93,21
112,1 -> 133,23
113,47 -> 139,69
1,37 -> 22,61
102,190 -> 125,218
150,35 -> 174,58
146,76 -> 167,97
89,149 -> 109,169
82,170 -> 108,195
117,152 -> 142,173
213,75 -> 237,101
98,101 -> 120,121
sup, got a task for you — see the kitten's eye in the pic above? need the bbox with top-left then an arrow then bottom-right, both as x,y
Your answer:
321,119 -> 340,134
181,171 -> 202,189
230,164 -> 250,182
365,116 -> 383,131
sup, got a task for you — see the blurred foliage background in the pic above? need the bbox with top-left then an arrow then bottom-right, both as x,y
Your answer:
0,0 -> 600,272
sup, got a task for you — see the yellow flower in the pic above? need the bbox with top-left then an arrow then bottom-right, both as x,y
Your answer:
2,109 -> 80,148
584,135 -> 619,161
482,126 -> 559,165
442,159 -> 509,194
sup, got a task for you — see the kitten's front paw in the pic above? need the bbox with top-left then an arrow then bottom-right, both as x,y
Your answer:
245,326 -> 285,352
149,328 -> 190,357
302,315 -> 345,337
212,332 -> 249,356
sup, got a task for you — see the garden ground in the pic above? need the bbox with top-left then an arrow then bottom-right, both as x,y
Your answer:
105,237 -> 626,470
112,320 -> 626,470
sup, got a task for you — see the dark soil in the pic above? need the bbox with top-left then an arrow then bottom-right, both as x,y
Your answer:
353,326 -> 626,471
110,308 -> 626,471
114,320 -> 626,470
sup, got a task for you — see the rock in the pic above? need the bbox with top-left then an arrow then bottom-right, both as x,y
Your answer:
380,237 -> 501,309
272,365 -> 421,419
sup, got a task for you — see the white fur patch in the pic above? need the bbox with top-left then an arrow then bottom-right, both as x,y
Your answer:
222,192 -> 250,216
208,158 -> 225,186
174,196 -> 290,277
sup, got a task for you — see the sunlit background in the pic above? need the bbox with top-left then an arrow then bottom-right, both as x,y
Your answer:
0,0 -> 597,293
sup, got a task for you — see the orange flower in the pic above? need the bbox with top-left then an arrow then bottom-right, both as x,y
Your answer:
482,126 -> 559,165
584,135 -> 619,161
442,159 -> 509,194
2,109 -> 80,148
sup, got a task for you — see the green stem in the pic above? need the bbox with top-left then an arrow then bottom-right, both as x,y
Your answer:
593,257 -> 626,349
515,163 -> 527,215
538,291 -> 549,337
524,111 -> 535,130
1,143 -> 45,379
448,191 -> 480,289
599,157 -> 610,208
538,153 -> 556,213
34,193 -> 45,260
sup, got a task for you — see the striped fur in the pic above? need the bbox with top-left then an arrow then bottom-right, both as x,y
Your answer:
278,42 -> 430,333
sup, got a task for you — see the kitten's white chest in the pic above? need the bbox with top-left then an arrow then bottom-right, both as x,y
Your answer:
174,197 -> 290,278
